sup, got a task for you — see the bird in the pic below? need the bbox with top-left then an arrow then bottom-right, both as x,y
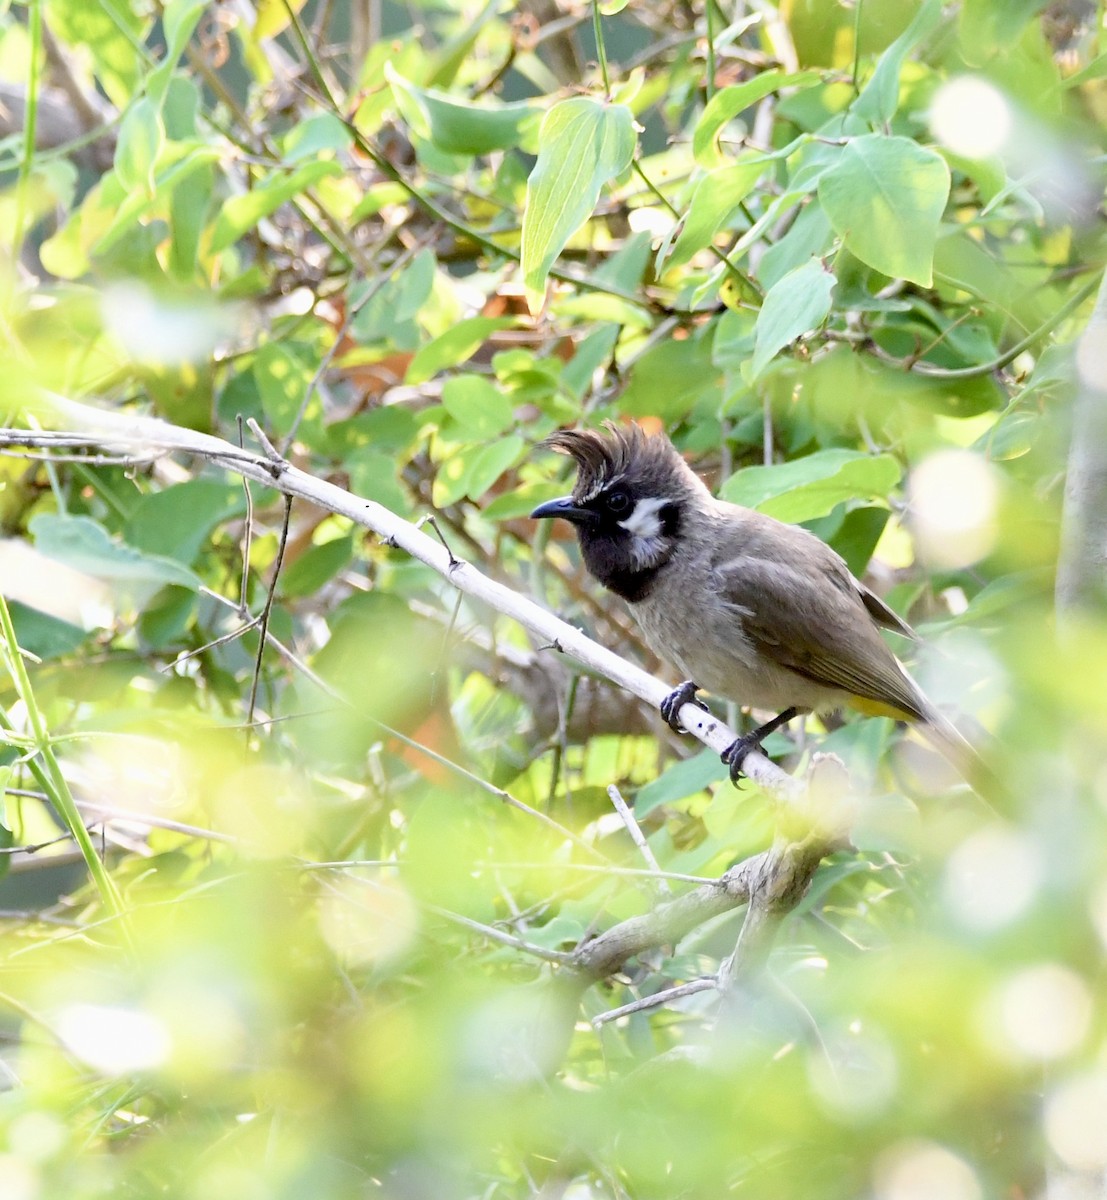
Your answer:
530,421 -> 995,795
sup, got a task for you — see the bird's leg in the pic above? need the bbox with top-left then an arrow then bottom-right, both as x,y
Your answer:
659,680 -> 710,734
721,707 -> 799,784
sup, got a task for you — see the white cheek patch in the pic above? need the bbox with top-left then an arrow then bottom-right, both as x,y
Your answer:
618,496 -> 670,539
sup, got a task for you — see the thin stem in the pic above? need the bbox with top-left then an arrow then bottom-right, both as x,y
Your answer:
892,275 -> 1099,380
705,0 -> 717,100
592,0 -> 611,95
246,493 -> 294,740
632,160 -> 761,298
0,594 -> 130,946
12,0 -> 44,264
606,785 -> 671,897
851,0 -> 864,96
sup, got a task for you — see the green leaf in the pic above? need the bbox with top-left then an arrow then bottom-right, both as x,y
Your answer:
750,258 -> 836,379
756,201 -> 833,291
386,65 -> 539,155
347,257 -> 433,351
621,330 -> 721,420
253,343 -> 320,439
825,505 -> 891,576
280,114 -> 353,163
210,161 -> 343,252
853,0 -> 942,124
636,749 -> 728,817
482,481 -> 565,522
694,71 -> 822,167
665,159 -> 768,271
347,448 -> 412,516
441,376 -> 515,439
281,535 -> 356,598
959,0 -> 1049,64
6,600 -> 88,661
148,0 -> 206,107
164,74 -> 201,139
817,135 -> 950,286
254,0 -> 308,39
391,250 -> 438,323
30,514 -> 201,591
138,585 -> 197,649
561,325 -> 618,402
521,97 -> 636,308
47,0 -> 145,109
461,436 -> 527,502
124,480 -> 244,566
405,317 -> 516,384
168,158 -> 213,278
432,437 -> 525,507
115,98 -> 164,194
720,449 -> 902,523
93,144 -> 221,260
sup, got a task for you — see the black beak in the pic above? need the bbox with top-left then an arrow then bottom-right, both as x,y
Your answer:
530,496 -> 595,525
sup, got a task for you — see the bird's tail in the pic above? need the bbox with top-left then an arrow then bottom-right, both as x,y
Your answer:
916,705 -> 1004,808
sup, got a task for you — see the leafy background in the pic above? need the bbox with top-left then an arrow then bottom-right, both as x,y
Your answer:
2,0 -> 1107,1197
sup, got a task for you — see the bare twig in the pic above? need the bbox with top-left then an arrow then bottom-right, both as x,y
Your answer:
245,490 -> 294,737
425,904 -> 576,965
591,978 -> 717,1026
606,784 -> 671,898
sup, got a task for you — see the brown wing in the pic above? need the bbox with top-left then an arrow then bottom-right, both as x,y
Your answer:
856,580 -> 917,640
711,513 -> 926,720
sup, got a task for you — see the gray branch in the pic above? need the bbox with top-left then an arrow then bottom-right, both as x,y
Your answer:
1057,267 -> 1107,617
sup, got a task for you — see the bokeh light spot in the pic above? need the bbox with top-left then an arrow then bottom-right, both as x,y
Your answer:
873,1138 -> 982,1200
101,282 -> 231,367
943,824 -> 1040,932
7,1113 -> 65,1163
989,964 -> 1091,1062
628,206 -> 676,239
930,77 -> 1012,159
909,449 -> 1000,569
0,1156 -> 40,1200
56,1004 -> 170,1076
1045,1072 -> 1107,1171
317,875 -> 417,968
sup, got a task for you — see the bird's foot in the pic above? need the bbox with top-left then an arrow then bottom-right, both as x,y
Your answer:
660,680 -> 709,734
720,733 -> 764,784
720,706 -> 800,785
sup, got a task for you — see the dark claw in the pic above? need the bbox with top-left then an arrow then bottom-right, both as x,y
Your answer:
720,706 -> 800,785
721,733 -> 763,784
660,680 -> 709,734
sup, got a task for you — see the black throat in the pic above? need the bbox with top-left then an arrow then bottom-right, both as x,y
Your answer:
602,561 -> 667,603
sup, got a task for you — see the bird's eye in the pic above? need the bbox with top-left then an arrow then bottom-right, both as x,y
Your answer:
605,490 -> 632,516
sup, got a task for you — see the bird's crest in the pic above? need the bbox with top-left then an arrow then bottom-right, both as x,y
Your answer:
542,422 -> 694,503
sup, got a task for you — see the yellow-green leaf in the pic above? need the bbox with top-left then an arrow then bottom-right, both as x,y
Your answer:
521,97 -> 636,311
817,135 -> 950,286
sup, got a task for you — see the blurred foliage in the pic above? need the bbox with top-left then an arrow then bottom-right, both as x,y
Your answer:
1,0 -> 1107,1197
